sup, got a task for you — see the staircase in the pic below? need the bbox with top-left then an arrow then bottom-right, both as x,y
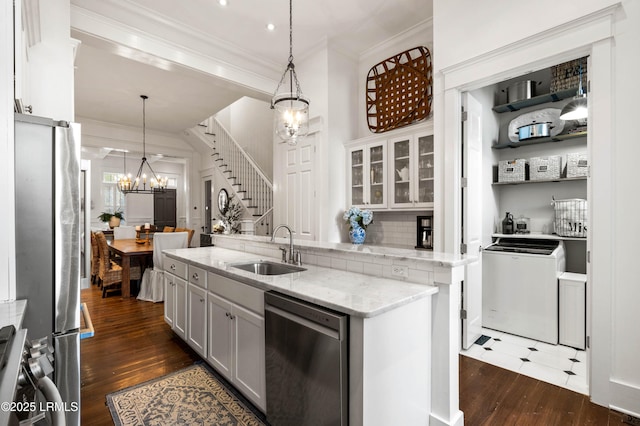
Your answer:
197,117 -> 273,235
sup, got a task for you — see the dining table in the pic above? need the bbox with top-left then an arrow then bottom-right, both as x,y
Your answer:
108,238 -> 154,298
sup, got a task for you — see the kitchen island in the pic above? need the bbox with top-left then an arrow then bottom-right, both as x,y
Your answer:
163,235 -> 474,426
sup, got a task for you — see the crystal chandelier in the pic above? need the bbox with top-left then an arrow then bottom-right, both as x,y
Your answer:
271,0 -> 309,145
118,95 -> 168,194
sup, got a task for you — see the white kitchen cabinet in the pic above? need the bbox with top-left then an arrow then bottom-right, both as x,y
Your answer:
389,132 -> 434,209
187,283 -> 207,357
164,258 -> 188,340
344,120 -> 433,211
207,272 -> 266,411
559,272 -> 586,350
347,142 -> 387,208
173,277 -> 187,339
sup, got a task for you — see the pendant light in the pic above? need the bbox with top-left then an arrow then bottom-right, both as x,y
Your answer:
118,95 -> 168,194
271,0 -> 309,145
559,63 -> 588,121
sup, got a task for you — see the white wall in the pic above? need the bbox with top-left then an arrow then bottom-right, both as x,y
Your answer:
217,97 -> 273,180
434,0 -> 640,416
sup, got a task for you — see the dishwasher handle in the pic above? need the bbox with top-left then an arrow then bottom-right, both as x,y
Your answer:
265,304 -> 341,340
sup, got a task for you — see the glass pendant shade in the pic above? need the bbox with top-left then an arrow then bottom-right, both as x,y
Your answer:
271,0 -> 309,145
272,66 -> 309,144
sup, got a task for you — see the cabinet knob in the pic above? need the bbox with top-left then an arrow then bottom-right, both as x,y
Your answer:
192,272 -> 199,280
225,312 -> 230,318
199,298 -> 204,303
170,264 -> 176,270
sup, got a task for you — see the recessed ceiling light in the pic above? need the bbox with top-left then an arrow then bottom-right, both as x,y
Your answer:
266,23 -> 276,31
218,0 -> 227,6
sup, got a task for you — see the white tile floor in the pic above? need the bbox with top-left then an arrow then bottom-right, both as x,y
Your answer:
460,327 -> 588,395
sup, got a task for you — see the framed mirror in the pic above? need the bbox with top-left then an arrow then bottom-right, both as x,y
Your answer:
217,188 -> 229,214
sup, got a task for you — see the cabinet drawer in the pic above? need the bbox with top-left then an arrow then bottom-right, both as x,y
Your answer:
189,265 -> 207,289
164,257 -> 187,280
208,272 -> 264,314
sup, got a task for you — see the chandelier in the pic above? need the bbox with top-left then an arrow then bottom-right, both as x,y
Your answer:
118,95 -> 168,194
271,0 -> 309,145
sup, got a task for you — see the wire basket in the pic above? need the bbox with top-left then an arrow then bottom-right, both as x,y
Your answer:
553,198 -> 587,237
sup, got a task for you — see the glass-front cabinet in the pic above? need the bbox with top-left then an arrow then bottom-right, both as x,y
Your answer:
389,132 -> 434,208
348,142 -> 387,208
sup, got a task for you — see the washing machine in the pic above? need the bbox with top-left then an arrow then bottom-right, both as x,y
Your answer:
482,237 -> 566,344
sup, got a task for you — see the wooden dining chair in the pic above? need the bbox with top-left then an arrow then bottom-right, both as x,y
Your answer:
174,227 -> 195,247
90,232 -> 100,286
95,231 -> 142,298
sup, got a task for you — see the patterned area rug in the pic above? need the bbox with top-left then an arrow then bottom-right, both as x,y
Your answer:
106,364 -> 266,425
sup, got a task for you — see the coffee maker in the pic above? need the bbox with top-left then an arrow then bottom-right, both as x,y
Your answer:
416,215 -> 433,250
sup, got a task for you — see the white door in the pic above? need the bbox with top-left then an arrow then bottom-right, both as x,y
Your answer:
276,134 -> 316,240
461,92 -> 483,350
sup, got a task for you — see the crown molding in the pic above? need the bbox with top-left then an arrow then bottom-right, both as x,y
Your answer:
359,18 -> 433,63
71,2 -> 279,95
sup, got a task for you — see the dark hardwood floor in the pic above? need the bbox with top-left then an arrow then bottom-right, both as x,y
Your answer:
80,284 -> 199,425
80,284 -> 625,425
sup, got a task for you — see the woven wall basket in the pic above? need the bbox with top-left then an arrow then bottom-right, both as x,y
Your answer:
366,46 -> 433,133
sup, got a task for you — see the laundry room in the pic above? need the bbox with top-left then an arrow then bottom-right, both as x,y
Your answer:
462,56 -> 590,395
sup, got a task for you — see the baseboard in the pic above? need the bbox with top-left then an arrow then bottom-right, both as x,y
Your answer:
429,410 -> 464,426
610,378 -> 640,419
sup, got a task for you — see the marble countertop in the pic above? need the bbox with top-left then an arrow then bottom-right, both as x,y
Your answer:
0,300 -> 27,330
212,234 -> 475,267
165,247 -> 439,318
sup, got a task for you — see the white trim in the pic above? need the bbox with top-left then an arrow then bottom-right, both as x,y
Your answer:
439,4 -> 618,92
437,3 -> 618,408
359,18 -> 433,62
70,4 -> 278,97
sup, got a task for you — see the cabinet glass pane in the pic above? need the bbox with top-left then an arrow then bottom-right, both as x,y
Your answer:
352,187 -> 364,204
418,135 -> 434,154
370,184 -> 383,205
418,179 -> 434,203
351,149 -> 363,166
352,166 -> 363,187
419,153 -> 434,180
393,140 -> 410,182
370,145 -> 383,163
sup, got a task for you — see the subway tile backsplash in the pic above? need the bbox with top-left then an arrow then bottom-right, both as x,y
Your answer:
364,211 -> 430,249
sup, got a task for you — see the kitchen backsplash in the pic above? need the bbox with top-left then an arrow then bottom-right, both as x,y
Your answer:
363,211 -> 428,248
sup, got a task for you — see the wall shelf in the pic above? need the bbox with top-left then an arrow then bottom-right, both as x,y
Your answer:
492,131 -> 587,150
492,233 -> 587,242
493,176 -> 586,186
492,88 -> 577,113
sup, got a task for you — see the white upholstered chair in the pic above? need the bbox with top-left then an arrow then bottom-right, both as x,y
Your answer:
137,232 -> 188,303
113,225 -> 137,240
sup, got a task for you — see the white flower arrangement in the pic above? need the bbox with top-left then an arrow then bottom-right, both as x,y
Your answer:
343,206 -> 373,230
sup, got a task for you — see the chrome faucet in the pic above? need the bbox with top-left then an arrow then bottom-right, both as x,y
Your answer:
271,224 -> 300,265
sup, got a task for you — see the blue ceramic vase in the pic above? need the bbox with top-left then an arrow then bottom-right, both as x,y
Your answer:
349,226 -> 366,244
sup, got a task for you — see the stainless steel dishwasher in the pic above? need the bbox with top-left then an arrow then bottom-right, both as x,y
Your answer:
265,291 -> 348,426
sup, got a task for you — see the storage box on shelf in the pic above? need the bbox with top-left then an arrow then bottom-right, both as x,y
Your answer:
498,159 -> 527,183
567,152 -> 588,178
530,156 -> 562,181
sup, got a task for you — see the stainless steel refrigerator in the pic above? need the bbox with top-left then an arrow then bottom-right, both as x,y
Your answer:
14,113 -> 81,426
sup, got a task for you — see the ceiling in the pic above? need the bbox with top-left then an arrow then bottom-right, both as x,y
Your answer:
72,0 -> 432,141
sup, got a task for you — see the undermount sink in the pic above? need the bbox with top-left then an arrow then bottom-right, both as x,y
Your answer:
230,260 -> 306,276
